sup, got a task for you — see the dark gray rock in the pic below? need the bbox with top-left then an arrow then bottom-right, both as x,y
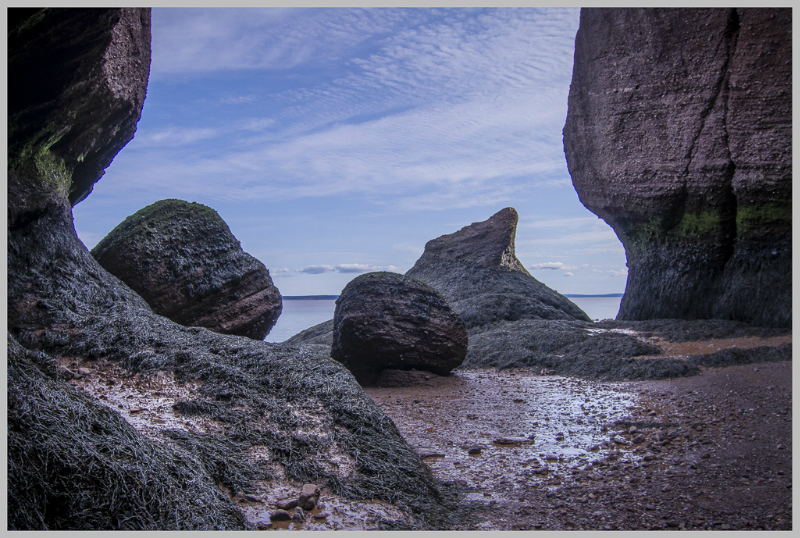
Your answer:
91,199 -> 282,340
331,272 -> 468,385
563,8 -> 791,328
284,319 -> 334,347
406,207 -> 591,331
8,8 -> 151,224
374,368 -> 443,387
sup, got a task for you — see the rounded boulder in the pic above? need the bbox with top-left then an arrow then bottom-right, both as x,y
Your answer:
91,199 -> 282,339
331,272 -> 467,385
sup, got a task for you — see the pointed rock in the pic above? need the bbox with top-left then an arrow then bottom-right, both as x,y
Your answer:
406,208 -> 590,330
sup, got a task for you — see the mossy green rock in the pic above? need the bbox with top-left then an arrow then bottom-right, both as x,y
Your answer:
92,199 -> 283,340
564,8 -> 791,327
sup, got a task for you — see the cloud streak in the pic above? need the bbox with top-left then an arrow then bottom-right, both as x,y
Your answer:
109,8 -> 580,213
292,263 -> 402,275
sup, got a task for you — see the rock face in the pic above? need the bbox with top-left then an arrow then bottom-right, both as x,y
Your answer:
91,199 -> 282,340
563,8 -> 791,328
8,8 -> 151,224
406,207 -> 591,330
7,8 -> 449,530
331,272 -> 468,385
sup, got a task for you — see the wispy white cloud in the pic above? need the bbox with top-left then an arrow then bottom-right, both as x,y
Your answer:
293,263 -> 402,275
118,7 -> 580,212
563,271 -> 574,277
530,261 -> 587,271
297,265 -> 336,274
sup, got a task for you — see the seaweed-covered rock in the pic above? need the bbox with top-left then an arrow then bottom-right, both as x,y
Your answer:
331,272 -> 468,385
563,8 -> 791,328
91,199 -> 282,340
7,335 -> 249,530
8,8 -> 454,530
406,208 -> 591,331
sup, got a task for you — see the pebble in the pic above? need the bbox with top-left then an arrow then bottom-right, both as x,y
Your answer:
276,498 -> 298,510
292,507 -> 305,522
269,510 -> 292,521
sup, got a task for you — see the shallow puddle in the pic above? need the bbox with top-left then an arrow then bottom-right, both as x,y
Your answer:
366,369 -> 642,497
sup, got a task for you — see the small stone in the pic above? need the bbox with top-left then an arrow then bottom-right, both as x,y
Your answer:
275,498 -> 298,510
467,446 -> 482,455
78,367 -> 92,376
269,510 -> 292,521
292,507 -> 305,522
314,512 -> 329,520
298,483 -> 321,510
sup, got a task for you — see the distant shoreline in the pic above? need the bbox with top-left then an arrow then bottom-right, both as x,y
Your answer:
282,293 -> 623,300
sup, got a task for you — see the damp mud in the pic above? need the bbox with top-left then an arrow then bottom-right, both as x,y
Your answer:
367,359 -> 792,530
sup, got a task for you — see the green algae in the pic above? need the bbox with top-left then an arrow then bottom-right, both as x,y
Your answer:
736,203 -> 792,233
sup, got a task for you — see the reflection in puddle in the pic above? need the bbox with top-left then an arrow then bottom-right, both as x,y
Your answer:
366,369 -> 641,495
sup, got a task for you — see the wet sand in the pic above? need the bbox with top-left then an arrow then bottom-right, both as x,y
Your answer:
366,359 -> 792,530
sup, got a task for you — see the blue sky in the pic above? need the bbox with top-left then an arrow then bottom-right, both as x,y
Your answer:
73,7 -> 628,296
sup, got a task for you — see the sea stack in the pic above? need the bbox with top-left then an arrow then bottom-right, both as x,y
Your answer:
563,8 -> 791,328
92,199 -> 283,340
406,207 -> 591,331
331,272 -> 468,385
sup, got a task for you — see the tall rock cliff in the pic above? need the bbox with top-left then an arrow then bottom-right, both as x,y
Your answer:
7,8 -> 447,529
563,8 -> 791,328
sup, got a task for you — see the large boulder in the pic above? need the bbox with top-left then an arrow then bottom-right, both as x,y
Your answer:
331,272 -> 468,385
91,199 -> 283,340
563,8 -> 791,328
406,207 -> 591,331
7,8 -> 450,530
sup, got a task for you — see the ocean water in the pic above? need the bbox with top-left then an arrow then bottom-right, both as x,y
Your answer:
265,296 -> 622,343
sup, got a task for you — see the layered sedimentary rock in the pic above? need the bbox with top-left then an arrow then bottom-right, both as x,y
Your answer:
406,207 -> 591,330
92,199 -> 282,340
8,8 -> 448,530
564,8 -> 791,328
331,272 -> 468,385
